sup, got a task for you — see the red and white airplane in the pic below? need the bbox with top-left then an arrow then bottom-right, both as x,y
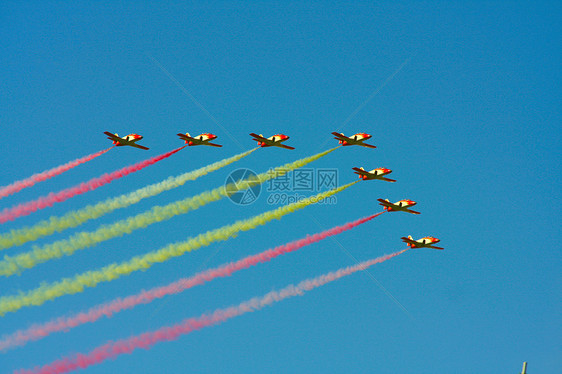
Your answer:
352,167 -> 396,182
332,132 -> 376,148
250,133 -> 295,150
377,199 -> 420,214
104,132 -> 149,150
177,132 -> 222,147
401,236 -> 444,250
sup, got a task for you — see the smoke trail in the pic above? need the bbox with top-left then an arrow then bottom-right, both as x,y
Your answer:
0,211 -> 383,351
0,148 -> 113,200
0,180 -> 356,316
14,250 -> 407,374
0,147 -> 339,277
0,147 -> 186,224
0,149 -> 256,250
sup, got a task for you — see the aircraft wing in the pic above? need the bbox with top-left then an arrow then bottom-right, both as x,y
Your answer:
274,143 -> 295,150
206,142 -> 223,147
104,132 -> 121,141
128,143 -> 149,150
177,133 -> 193,141
377,199 -> 394,208
352,167 -> 371,177
357,142 -> 377,149
249,133 -> 268,142
331,132 -> 348,141
403,208 -> 421,215
428,245 -> 444,250
380,177 -> 397,183
401,237 -> 418,246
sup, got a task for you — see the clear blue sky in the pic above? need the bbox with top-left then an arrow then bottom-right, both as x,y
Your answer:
1,1 -> 560,373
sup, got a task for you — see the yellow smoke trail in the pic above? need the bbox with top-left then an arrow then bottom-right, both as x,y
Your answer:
0,180 -> 356,316
0,147 -> 339,277
0,149 -> 257,251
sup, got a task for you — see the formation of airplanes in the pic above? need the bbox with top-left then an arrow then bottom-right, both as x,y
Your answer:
103,130 -> 442,250
104,131 -> 379,151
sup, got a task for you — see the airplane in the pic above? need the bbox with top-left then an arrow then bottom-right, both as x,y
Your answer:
377,199 -> 420,214
104,132 -> 149,150
401,235 -> 444,250
352,167 -> 396,182
331,132 -> 376,148
249,133 -> 295,150
177,132 -> 222,147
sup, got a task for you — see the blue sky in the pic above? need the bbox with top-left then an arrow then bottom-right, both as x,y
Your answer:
1,1 -> 560,373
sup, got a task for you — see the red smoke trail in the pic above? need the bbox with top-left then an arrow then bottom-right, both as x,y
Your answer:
0,147 -> 186,224
0,148 -> 113,200
15,249 -> 407,374
0,212 -> 384,352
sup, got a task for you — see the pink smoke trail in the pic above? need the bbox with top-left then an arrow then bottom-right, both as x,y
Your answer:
0,146 -> 186,224
15,249 -> 407,374
0,212 -> 385,352
0,147 -> 113,200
